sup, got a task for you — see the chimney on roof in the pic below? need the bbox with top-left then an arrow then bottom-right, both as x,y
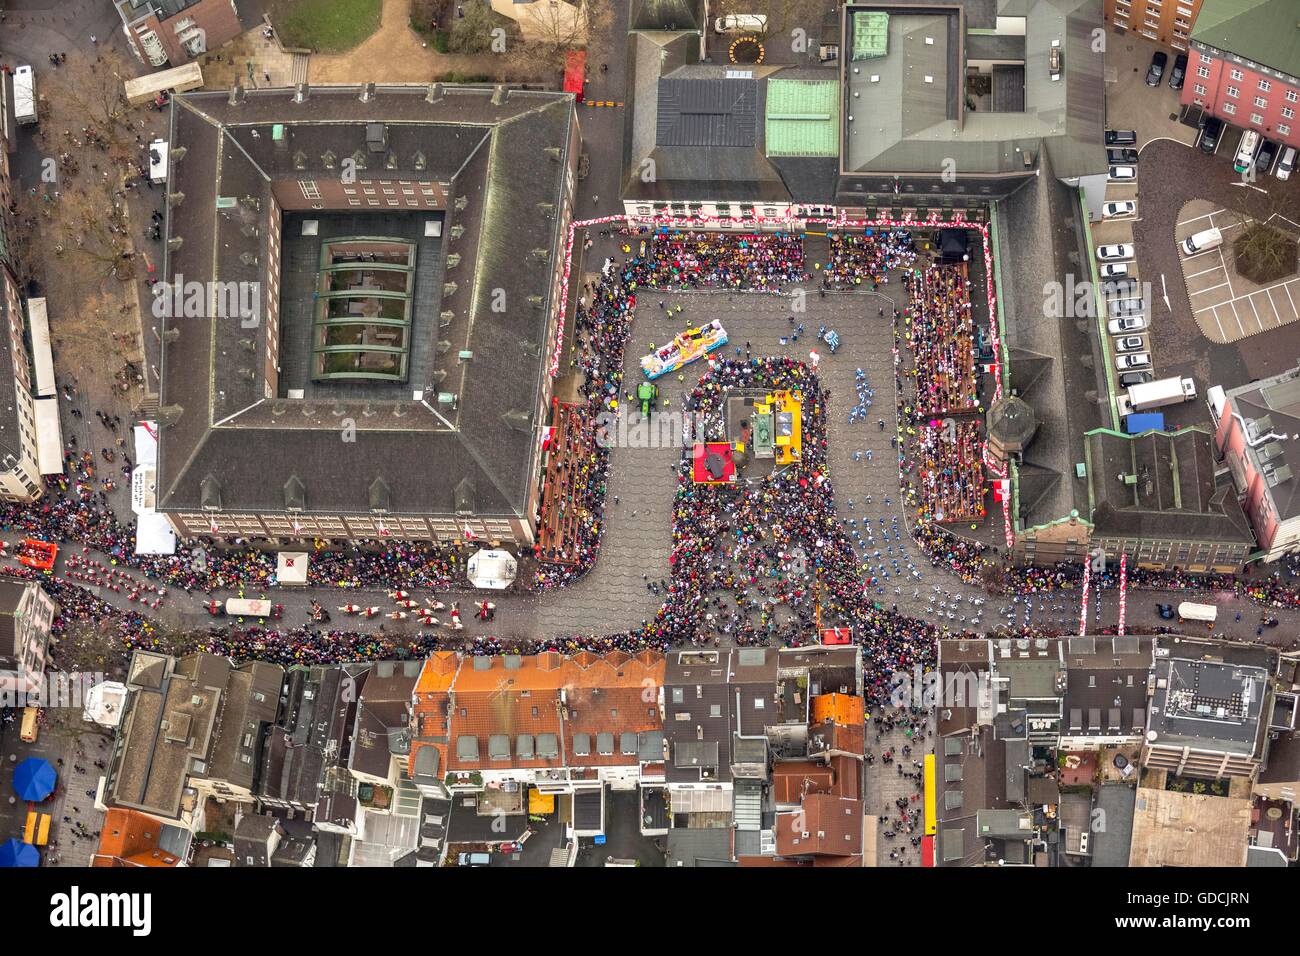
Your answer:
526,294 -> 543,309
425,83 -> 444,103
544,147 -> 561,162
236,369 -> 255,383
170,146 -> 187,163
436,340 -> 452,355
519,340 -> 541,359
530,248 -> 550,263
454,196 -> 468,211
359,82 -> 375,103
162,327 -> 180,345
228,85 -> 245,106
449,225 -> 465,240
445,253 -> 461,269
427,370 -> 447,386
491,85 -> 507,106
439,311 -> 455,329
167,237 -> 183,252
238,337 -> 256,352
168,191 -> 184,206
537,202 -> 554,219
443,282 -> 458,298
293,83 -> 309,104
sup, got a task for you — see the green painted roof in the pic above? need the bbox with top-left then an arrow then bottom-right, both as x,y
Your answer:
1191,0 -> 1300,79
764,79 -> 840,157
851,11 -> 890,60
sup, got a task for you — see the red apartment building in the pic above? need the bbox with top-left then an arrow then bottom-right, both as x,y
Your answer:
1211,365 -> 1300,562
115,0 -> 243,68
1179,0 -> 1300,151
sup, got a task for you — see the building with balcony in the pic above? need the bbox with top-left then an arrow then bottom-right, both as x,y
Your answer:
1211,364 -> 1300,562
0,580 -> 57,701
115,0 -> 243,68
1142,637 -> 1277,780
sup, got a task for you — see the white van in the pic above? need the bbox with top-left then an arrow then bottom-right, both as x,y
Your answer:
1182,227 -> 1222,256
714,14 -> 767,33
1277,146 -> 1297,181
1234,130 -> 1260,173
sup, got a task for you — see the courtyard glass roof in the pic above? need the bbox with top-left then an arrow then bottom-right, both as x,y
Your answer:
312,238 -> 416,383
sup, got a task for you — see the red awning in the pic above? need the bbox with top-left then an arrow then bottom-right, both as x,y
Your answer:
921,834 -> 935,867
563,50 -> 586,102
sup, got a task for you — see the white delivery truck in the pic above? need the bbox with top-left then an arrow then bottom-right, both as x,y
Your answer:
1181,227 -> 1223,256
1126,376 -> 1196,411
1177,602 -> 1217,624
13,65 -> 37,126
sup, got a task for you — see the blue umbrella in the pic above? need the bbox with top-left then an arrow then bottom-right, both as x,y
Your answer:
0,839 -> 39,868
12,757 -> 57,802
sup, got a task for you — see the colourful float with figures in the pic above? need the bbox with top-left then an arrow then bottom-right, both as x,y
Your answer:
16,539 -> 58,571
640,320 -> 728,380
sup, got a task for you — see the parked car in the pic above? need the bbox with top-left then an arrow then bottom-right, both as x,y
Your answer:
1116,352 -> 1152,370
1097,243 -> 1136,261
1103,277 -> 1140,299
1199,116 -> 1224,153
1145,51 -> 1167,86
1107,147 -> 1139,165
1114,335 -> 1148,353
1169,53 -> 1187,90
1109,165 -> 1137,181
1105,129 -> 1137,146
1119,370 -> 1155,388
1277,146 -> 1297,181
1102,200 -> 1137,218
1234,129 -> 1261,173
1256,138 -> 1278,174
458,852 -> 491,866
1108,299 -> 1146,319
1156,603 -> 1175,620
1108,315 -> 1148,334
1099,262 -> 1130,279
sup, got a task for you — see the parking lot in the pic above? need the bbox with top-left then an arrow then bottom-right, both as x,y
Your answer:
1176,202 -> 1300,343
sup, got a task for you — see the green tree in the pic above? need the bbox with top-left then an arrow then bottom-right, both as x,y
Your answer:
447,0 -> 496,55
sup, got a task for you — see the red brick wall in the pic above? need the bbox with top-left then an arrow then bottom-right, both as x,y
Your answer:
1181,47 -> 1300,151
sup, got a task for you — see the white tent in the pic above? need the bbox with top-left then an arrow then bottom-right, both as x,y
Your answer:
134,513 -> 176,555
83,681 -> 129,728
466,549 -> 518,590
277,551 -> 309,585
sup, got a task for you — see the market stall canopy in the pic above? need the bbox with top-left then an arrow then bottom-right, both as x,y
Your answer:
134,512 -> 176,556
0,838 -> 39,868
466,549 -> 517,590
12,757 -> 56,802
276,551 -> 309,585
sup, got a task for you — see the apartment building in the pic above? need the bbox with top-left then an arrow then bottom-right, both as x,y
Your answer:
115,0 -> 243,68
1105,0 -> 1202,51
1180,0 -> 1300,152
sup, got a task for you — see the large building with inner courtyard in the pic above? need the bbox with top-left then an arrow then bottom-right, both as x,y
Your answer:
154,84 -> 580,546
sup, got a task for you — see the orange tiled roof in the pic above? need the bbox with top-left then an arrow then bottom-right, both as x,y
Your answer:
92,808 -> 181,867
811,693 -> 865,726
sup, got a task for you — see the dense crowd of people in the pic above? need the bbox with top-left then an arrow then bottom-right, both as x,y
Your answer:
821,230 -> 916,290
632,230 -> 809,292
910,419 -> 987,525
904,263 -> 979,417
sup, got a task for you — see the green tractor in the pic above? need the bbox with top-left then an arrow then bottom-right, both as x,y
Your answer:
637,381 -> 659,419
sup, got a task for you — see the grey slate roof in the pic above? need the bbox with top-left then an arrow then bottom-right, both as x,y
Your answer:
157,86 -> 575,520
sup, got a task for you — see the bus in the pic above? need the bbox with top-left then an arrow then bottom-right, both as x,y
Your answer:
14,65 -> 37,125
